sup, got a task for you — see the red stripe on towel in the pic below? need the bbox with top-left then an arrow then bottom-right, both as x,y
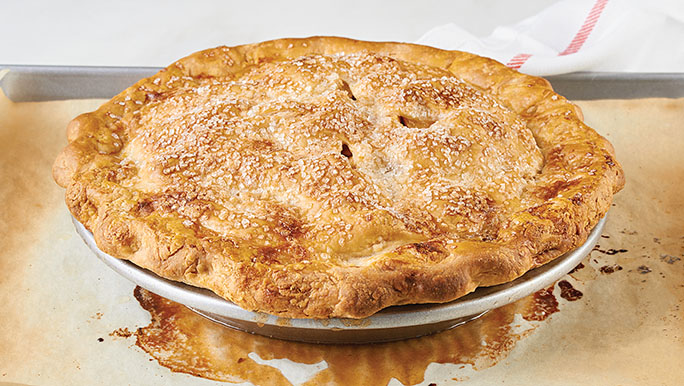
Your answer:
559,0 -> 609,55
505,0 -> 610,70
506,53 -> 532,69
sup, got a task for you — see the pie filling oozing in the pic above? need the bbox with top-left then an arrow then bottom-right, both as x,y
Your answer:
54,39 -> 624,318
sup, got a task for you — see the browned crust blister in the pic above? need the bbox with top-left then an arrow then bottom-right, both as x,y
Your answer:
53,37 -> 624,319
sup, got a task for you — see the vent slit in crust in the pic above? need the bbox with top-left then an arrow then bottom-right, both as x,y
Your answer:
341,143 -> 353,158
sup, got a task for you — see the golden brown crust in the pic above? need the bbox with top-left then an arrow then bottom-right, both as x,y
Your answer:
53,37 -> 624,318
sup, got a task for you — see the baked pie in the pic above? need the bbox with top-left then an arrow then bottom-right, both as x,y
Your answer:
53,37 -> 624,318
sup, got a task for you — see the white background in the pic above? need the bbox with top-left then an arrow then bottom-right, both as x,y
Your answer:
2,0 -> 567,66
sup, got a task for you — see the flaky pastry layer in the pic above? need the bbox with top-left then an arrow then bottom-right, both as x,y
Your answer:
53,37 -> 624,318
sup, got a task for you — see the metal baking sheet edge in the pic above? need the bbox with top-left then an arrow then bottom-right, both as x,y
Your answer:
1,65 -> 684,101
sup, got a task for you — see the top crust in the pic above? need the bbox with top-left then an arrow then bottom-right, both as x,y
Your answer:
53,37 -> 624,318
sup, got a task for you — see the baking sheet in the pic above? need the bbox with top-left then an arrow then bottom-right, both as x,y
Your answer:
0,69 -> 683,385
2,65 -> 684,101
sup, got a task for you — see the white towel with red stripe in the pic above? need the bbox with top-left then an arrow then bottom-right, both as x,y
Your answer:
417,0 -> 684,75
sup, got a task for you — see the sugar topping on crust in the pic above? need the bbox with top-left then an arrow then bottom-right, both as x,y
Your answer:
124,53 -> 543,263
53,37 -> 624,318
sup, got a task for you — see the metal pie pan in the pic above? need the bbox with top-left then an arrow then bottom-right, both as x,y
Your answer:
73,216 -> 604,344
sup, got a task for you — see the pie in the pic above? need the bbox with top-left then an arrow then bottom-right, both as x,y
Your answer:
53,37 -> 624,319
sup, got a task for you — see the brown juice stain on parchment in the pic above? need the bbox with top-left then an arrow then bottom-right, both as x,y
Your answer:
130,285 -> 561,386
598,264 -> 623,274
557,280 -> 583,301
109,328 -> 133,339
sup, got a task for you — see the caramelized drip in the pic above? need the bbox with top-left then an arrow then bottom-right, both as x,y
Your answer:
557,280 -> 584,301
599,264 -> 623,274
568,262 -> 585,274
131,285 -> 562,385
521,285 -> 558,322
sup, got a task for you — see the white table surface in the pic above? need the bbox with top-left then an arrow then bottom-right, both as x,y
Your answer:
5,0 -> 683,72
3,0 -> 568,67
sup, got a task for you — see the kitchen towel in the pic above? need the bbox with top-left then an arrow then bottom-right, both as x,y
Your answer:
417,0 -> 684,75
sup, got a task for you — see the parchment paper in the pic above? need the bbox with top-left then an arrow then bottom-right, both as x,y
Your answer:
0,93 -> 682,385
